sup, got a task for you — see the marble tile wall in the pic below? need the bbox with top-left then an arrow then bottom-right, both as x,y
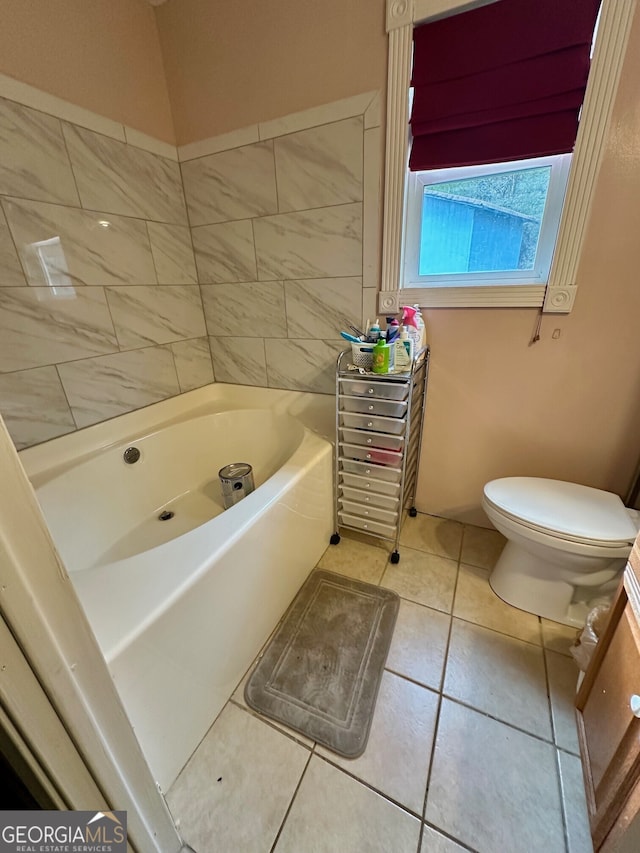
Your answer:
0,90 -> 381,447
184,107 -> 382,395
0,95 -> 213,449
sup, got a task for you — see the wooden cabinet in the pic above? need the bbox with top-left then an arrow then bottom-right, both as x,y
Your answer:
576,541 -> 640,851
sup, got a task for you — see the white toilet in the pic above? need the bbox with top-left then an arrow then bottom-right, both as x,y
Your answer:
482,477 -> 640,627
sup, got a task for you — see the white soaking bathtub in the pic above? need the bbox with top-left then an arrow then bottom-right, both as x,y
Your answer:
20,385 -> 334,791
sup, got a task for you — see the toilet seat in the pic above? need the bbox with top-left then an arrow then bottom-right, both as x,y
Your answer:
483,477 -> 638,548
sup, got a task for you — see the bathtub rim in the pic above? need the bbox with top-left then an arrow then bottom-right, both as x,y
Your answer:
20,382 -> 334,485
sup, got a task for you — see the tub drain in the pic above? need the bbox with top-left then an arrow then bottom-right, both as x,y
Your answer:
158,510 -> 174,521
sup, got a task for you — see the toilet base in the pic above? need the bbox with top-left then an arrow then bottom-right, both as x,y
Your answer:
489,541 -> 617,627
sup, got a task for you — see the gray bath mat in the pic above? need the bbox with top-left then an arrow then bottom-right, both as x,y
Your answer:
244,569 -> 399,757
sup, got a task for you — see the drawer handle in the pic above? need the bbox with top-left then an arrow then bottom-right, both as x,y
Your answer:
363,523 -> 369,529
368,388 -> 374,394
366,438 -> 372,445
367,421 -> 374,427
365,483 -> 370,488
365,468 -> 371,474
631,695 -> 640,717
364,510 -> 369,515
366,453 -> 372,459
368,405 -> 374,411
365,497 -> 370,502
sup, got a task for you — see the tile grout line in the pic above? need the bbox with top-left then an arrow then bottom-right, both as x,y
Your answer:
58,120 -> 83,209
0,189 -> 189,228
267,750 -> 313,853
180,109 -> 373,164
189,197 -> 362,230
416,550 -> 462,849
438,693 -> 559,749
143,221 -> 161,286
422,819 -> 480,853
0,199 -> 29,285
312,752 -> 425,823
541,623 -> 572,852
53,363 -> 79,430
555,745 -> 572,853
180,185 -> 215,386
228,698 -> 314,753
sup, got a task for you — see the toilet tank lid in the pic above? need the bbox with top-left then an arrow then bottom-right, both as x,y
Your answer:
484,477 -> 639,544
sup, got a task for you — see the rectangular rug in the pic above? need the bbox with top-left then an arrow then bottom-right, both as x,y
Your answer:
244,569 -> 399,758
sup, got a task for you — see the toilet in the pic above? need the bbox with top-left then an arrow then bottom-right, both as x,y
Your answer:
482,477 -> 640,627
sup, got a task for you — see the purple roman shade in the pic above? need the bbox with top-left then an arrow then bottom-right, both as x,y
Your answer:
409,0 -> 601,171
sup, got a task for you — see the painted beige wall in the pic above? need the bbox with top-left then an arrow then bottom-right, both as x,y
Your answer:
154,0 -> 387,145
0,0 -> 175,143
417,6 -> 640,525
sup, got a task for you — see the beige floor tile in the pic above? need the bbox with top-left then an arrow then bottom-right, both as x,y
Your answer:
386,600 -> 451,691
426,699 -> 565,853
381,547 -> 458,613
453,563 -> 542,645
558,750 -> 594,853
546,649 -> 581,753
542,618 -> 580,657
167,703 -> 309,853
399,513 -> 463,560
444,619 -> 552,739
460,524 -> 506,570
317,535 -> 389,584
421,825 -> 469,852
274,755 -> 421,853
317,670 -> 438,814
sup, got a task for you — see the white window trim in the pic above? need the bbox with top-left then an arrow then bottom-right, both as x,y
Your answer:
404,154 -> 571,291
379,0 -> 638,314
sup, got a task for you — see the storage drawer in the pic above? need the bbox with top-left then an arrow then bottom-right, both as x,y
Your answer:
339,378 -> 409,401
340,485 -> 400,512
339,428 -> 404,451
339,458 -> 402,484
340,411 -> 406,435
339,395 -> 408,419
340,471 -> 401,497
339,511 -> 397,539
340,443 -> 403,468
339,498 -> 398,525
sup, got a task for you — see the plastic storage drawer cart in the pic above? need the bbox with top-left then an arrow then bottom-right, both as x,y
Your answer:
330,347 -> 429,563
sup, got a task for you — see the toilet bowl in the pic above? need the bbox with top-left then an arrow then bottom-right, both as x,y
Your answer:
482,477 -> 640,627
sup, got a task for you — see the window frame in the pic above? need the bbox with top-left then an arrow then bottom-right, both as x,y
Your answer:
378,0 -> 637,314
403,153 -> 572,291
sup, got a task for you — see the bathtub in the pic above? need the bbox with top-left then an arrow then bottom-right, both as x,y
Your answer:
21,384 -> 334,791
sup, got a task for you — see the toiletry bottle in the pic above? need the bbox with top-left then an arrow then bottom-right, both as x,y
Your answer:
400,326 -> 414,361
414,305 -> 426,350
371,338 -> 390,374
368,319 -> 381,343
386,318 -> 400,342
394,337 -> 411,370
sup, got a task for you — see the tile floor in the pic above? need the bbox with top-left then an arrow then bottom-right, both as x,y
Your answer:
166,513 -> 593,853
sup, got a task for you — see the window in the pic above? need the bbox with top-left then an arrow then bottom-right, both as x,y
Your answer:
376,0 -> 629,313
403,154 -> 571,290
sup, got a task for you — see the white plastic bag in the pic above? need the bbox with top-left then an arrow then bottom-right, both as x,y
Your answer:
570,604 -> 610,671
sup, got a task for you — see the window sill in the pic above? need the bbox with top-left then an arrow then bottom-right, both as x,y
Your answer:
390,284 -> 545,309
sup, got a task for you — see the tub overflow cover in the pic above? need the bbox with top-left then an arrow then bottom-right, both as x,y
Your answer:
123,446 -> 140,464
